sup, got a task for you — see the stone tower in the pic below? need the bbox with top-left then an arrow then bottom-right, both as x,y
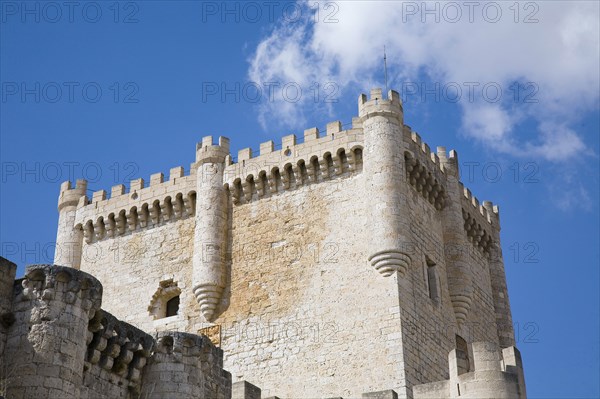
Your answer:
54,179 -> 87,269
39,87 -> 525,398
192,136 -> 231,322
360,88 -> 412,278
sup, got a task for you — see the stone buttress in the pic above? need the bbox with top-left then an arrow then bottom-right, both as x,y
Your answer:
437,148 -> 475,325
483,201 -> 515,348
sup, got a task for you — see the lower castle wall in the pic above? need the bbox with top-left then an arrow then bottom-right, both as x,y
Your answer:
412,342 -> 526,398
0,261 -> 230,399
81,365 -> 131,399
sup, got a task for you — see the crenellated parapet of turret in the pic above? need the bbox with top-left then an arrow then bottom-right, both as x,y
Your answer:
6,264 -> 103,398
140,331 -> 231,399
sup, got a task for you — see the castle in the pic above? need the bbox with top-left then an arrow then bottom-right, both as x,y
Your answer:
0,88 -> 526,398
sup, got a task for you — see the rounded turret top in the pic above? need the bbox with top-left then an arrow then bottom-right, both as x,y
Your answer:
58,179 -> 87,211
195,135 -> 230,166
358,88 -> 403,120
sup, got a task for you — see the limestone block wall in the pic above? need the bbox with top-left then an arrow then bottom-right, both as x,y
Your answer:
78,217 -> 198,333
398,191 -> 500,391
47,87 -> 521,398
211,172 -> 406,398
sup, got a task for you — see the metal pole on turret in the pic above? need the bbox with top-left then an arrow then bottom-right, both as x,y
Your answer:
384,45 -> 389,94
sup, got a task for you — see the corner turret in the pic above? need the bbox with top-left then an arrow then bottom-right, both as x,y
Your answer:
438,148 -> 476,326
4,265 -> 102,398
54,179 -> 87,269
359,88 -> 411,277
483,201 -> 515,348
358,88 -> 403,119
413,341 -> 526,398
140,331 -> 231,398
192,136 -> 231,322
195,135 -> 230,165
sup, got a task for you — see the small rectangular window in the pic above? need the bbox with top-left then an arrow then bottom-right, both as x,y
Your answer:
166,295 -> 180,317
426,256 -> 438,301
456,334 -> 470,374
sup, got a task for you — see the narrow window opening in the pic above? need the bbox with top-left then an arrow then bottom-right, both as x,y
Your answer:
353,148 -> 363,171
166,295 -> 180,317
234,179 -> 243,203
426,256 -> 438,301
246,176 -> 256,201
273,168 -> 283,191
455,335 -> 470,374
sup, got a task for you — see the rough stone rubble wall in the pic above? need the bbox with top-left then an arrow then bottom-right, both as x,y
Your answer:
0,261 -> 230,399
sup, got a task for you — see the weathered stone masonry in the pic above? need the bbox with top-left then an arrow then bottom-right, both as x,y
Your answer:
0,259 -> 231,399
1,88 -> 526,398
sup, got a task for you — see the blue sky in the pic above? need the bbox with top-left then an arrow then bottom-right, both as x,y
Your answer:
1,1 -> 598,397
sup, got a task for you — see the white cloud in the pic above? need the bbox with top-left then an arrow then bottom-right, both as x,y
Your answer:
247,0 -> 599,162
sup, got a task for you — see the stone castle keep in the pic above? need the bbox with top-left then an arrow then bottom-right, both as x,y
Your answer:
0,88 -> 526,398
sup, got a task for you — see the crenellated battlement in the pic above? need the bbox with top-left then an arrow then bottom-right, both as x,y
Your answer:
358,88 -> 403,119
141,331 -> 231,398
457,183 -> 499,257
75,182 -> 197,245
406,130 -> 448,176
195,135 -> 231,165
413,341 -> 526,398
84,309 -> 155,395
53,87 -> 503,264
67,163 -> 198,244
18,264 -> 103,311
62,87 -> 497,233
224,124 -> 364,205
460,182 -> 498,224
58,179 -> 88,211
